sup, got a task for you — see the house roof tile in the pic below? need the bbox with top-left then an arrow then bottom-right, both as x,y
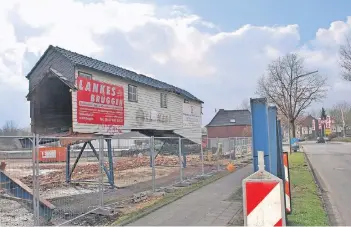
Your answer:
207,109 -> 251,127
52,46 -> 203,103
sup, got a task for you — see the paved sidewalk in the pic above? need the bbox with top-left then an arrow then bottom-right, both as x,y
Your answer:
129,164 -> 252,226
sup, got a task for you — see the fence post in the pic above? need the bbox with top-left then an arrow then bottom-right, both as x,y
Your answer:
200,138 -> 205,176
98,136 -> 104,207
233,137 -> 236,160
178,137 -> 183,182
150,136 -> 156,192
32,133 -> 40,226
217,142 -> 221,171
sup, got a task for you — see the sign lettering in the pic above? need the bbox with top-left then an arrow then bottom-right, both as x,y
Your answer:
77,76 -> 124,125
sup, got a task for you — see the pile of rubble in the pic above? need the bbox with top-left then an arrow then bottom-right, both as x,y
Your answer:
19,155 -> 204,190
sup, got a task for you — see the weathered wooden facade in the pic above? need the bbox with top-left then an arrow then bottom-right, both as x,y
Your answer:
26,45 -> 203,143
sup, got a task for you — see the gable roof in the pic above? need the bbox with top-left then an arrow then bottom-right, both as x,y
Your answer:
296,115 -> 317,127
206,109 -> 251,127
27,45 -> 203,103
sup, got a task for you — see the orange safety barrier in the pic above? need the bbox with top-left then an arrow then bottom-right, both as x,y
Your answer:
38,147 -> 67,163
283,152 -> 291,214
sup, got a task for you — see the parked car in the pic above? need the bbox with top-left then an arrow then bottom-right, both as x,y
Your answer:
316,137 -> 329,143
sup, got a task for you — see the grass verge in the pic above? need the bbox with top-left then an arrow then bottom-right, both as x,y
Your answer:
110,169 -> 236,226
287,152 -> 329,226
332,137 -> 351,142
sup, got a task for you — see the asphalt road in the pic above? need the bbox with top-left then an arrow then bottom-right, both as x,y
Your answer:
303,142 -> 351,226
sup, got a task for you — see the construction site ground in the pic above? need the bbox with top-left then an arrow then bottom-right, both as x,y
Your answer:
128,164 -> 251,226
1,153 -> 250,226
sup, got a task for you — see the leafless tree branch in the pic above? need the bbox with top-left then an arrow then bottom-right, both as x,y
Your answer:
339,34 -> 351,81
257,53 -> 328,137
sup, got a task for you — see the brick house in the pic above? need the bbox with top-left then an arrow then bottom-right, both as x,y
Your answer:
295,115 -> 318,139
205,109 -> 252,152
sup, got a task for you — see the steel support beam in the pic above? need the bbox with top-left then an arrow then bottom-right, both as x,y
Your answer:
66,145 -> 70,183
0,170 -> 55,222
250,98 -> 270,172
181,141 -> 186,168
88,141 -> 113,186
68,142 -> 88,182
277,120 -> 284,180
106,138 -> 114,186
268,106 -> 278,176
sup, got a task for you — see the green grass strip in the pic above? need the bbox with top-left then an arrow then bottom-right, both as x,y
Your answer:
287,152 -> 329,226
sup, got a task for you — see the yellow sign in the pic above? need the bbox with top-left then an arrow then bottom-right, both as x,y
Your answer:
325,128 -> 331,136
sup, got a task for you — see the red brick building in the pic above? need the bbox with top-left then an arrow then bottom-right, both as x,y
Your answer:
206,109 -> 252,150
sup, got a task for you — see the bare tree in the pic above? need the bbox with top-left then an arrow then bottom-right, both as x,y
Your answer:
257,53 -> 327,137
328,101 -> 351,136
339,35 -> 351,81
0,120 -> 18,136
237,99 -> 250,110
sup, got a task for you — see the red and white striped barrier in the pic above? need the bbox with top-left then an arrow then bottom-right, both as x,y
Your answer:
243,151 -> 286,226
283,152 -> 291,214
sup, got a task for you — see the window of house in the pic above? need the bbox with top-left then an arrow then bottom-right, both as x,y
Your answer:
78,71 -> 92,79
128,85 -> 138,102
160,93 -> 167,108
184,99 -> 189,103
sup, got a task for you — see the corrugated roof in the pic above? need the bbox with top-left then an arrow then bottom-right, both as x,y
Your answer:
51,46 -> 202,103
207,109 -> 252,127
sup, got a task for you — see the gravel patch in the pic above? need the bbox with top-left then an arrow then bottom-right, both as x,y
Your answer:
0,196 -> 33,226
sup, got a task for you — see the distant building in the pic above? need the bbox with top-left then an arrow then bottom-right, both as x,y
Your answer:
205,109 -> 252,152
293,114 -> 345,139
295,115 -> 318,139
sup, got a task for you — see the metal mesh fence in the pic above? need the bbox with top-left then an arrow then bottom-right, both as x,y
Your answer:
0,136 -> 35,226
0,135 -> 252,226
205,137 -> 252,171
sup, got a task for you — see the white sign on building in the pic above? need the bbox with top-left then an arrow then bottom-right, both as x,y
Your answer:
183,103 -> 201,128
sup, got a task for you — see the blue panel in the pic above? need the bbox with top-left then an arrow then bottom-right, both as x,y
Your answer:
66,145 -> 71,183
277,120 -> 284,179
250,98 -> 270,172
106,139 -> 115,186
0,171 -> 54,221
268,106 -> 278,176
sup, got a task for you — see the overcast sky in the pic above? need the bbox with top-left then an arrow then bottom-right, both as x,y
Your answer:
1,0 -> 351,128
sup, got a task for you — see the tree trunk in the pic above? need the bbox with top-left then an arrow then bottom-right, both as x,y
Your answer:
291,120 -> 296,138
